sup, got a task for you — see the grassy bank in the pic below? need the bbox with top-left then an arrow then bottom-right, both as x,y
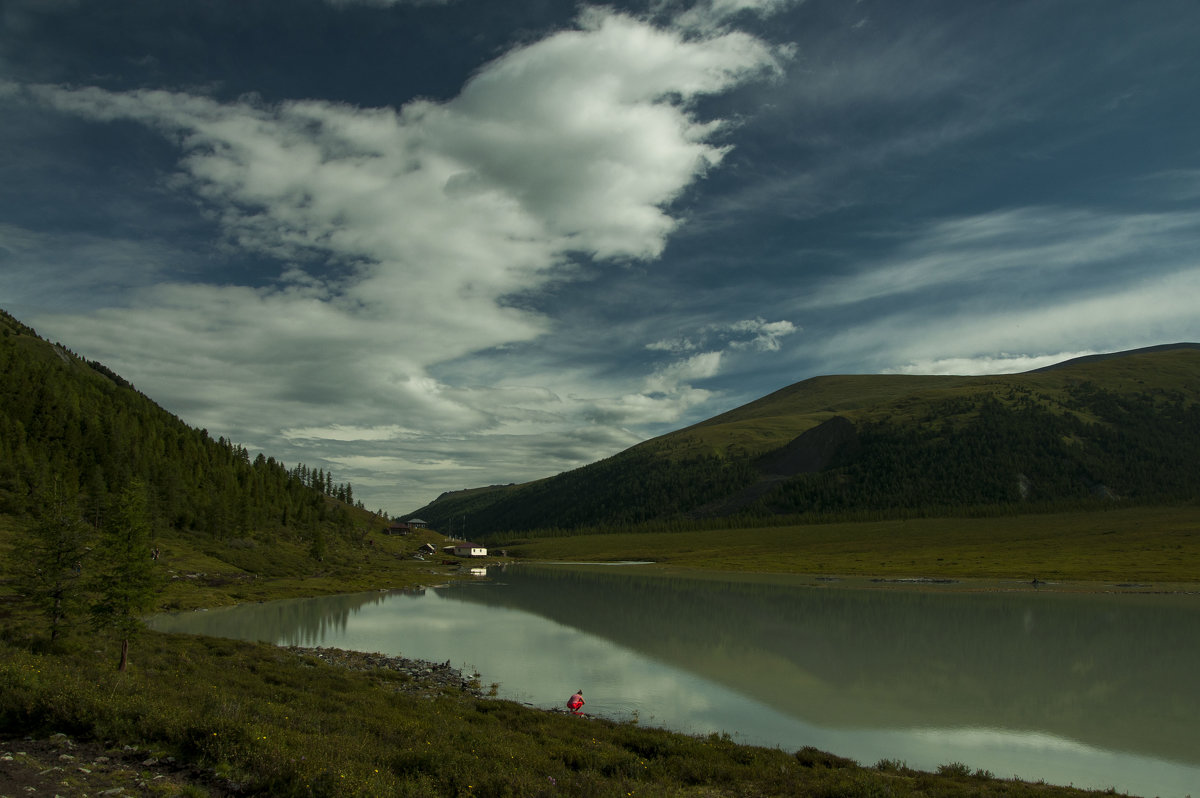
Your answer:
1,510 -> 1175,796
505,505 -> 1200,587
148,525 -> 463,611
1,626 -> 1115,798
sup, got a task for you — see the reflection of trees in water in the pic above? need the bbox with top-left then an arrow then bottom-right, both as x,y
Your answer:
149,590 -> 422,647
447,567 -> 1200,765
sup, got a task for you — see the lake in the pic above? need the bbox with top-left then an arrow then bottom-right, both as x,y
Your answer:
147,564 -> 1200,797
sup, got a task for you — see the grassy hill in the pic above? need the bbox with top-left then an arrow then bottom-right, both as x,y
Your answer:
410,345 -> 1200,536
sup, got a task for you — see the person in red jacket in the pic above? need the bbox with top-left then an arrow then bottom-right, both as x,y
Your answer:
567,689 -> 585,714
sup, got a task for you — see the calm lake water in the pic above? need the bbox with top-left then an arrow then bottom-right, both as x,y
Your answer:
148,564 -> 1200,797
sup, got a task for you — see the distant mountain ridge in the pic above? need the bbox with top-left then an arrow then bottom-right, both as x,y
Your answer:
5,302 -> 1195,541
410,344 -> 1200,536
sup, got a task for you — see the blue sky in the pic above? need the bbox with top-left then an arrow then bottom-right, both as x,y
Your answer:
3,0 -> 1198,515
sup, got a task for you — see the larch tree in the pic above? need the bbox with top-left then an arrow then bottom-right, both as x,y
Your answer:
90,478 -> 161,671
17,481 -> 92,642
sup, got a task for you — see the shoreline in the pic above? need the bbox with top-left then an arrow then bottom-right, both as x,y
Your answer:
517,560 -> 1200,595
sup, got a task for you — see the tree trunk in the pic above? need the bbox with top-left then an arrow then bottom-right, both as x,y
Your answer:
118,637 -> 129,671
50,594 -> 61,642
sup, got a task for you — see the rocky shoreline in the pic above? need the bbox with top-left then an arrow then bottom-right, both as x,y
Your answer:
285,645 -> 488,697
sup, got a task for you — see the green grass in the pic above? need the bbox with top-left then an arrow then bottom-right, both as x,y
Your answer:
506,505 -> 1200,585
148,526 -> 461,610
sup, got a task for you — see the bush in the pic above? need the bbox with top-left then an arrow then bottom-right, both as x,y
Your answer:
937,761 -> 972,777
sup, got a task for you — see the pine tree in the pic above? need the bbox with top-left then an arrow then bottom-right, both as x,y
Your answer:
89,478 -> 161,670
16,481 -> 92,642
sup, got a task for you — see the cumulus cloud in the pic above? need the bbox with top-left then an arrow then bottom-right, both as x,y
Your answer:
32,7 -> 782,289
17,7 -> 788,511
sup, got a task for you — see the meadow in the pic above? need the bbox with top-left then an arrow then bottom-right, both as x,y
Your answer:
503,505 -> 1200,587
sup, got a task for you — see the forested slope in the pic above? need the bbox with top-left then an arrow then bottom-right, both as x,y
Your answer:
0,309 -> 374,550
411,345 -> 1200,536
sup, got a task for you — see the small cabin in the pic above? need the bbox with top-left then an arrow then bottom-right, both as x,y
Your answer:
452,542 -> 488,558
386,522 -> 412,536
407,518 -> 429,529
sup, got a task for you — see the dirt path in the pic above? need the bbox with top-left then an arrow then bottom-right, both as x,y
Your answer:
1,733 -> 235,797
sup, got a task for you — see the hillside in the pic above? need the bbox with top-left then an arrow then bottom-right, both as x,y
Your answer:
0,308 -> 386,570
409,345 -> 1200,536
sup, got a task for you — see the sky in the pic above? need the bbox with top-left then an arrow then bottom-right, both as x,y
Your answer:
2,0 -> 1199,516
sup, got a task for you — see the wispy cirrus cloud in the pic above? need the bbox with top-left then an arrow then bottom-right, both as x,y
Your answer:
667,0 -> 802,33
806,206 -> 1200,310
808,213 -> 1200,377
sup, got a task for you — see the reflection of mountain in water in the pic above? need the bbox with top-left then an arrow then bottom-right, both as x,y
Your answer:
148,590 -> 421,647
444,566 -> 1200,766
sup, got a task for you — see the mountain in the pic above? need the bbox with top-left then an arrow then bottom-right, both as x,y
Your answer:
7,304 -> 1196,541
409,344 -> 1200,536
0,308 -> 375,554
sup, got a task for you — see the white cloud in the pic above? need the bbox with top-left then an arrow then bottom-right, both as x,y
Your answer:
669,0 -> 801,34
807,206 -> 1200,310
0,224 -> 190,316
646,336 -> 699,354
1142,169 -> 1200,201
18,7 -> 786,512
819,264 -> 1200,377
590,385 -> 718,427
726,317 -> 797,351
625,317 -> 798,422
648,317 -> 797,353
420,8 -> 784,260
646,350 -> 724,393
281,424 -> 421,442
744,199 -> 1200,383
884,352 -> 1099,376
